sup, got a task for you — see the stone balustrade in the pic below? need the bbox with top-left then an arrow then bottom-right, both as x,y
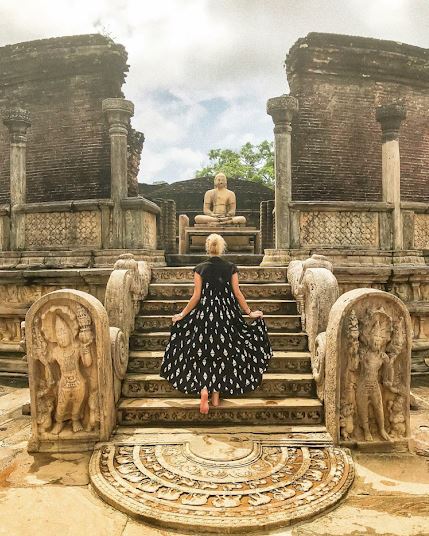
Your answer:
288,254 -> 413,451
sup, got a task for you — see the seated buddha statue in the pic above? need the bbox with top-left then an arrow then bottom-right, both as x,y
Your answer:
194,173 -> 246,226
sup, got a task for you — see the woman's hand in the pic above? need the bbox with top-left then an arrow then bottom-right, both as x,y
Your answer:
249,310 -> 263,319
172,313 -> 183,324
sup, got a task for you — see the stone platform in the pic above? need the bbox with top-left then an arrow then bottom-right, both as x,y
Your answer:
184,226 -> 261,254
89,432 -> 354,533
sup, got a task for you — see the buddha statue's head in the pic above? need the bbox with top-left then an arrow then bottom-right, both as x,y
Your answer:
214,172 -> 227,189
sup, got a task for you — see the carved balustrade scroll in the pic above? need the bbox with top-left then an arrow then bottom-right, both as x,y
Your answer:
104,253 -> 151,401
287,255 -> 339,400
25,289 -> 116,452
324,289 -> 412,449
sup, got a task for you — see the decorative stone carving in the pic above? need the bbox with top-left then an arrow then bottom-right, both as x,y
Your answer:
414,214 -> 429,249
0,317 -> 21,343
105,254 -> 151,401
25,211 -> 101,248
300,211 -> 378,247
194,173 -> 246,226
90,439 -> 354,532
25,289 -> 116,452
287,255 -> 338,402
324,288 -> 412,448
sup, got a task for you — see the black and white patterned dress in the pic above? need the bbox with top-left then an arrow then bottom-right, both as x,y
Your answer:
160,256 -> 272,395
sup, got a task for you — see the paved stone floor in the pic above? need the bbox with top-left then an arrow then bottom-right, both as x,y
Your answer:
0,376 -> 428,536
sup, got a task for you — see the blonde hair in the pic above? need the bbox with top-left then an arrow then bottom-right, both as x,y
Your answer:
205,233 -> 226,256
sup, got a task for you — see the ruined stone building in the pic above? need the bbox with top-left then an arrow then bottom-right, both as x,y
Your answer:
0,30 -> 428,533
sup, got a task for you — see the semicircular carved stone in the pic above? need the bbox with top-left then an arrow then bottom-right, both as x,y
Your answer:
90,438 -> 354,532
325,289 -> 412,449
25,289 -> 115,452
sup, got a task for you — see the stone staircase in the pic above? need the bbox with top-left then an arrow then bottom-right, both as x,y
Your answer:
117,266 -> 324,429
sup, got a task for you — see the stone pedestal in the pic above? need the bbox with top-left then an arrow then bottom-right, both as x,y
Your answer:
3,108 -> 31,250
260,248 -> 291,266
262,95 -> 298,266
184,225 -> 261,254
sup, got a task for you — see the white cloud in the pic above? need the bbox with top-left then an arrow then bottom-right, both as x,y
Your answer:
141,146 -> 205,183
0,0 -> 428,182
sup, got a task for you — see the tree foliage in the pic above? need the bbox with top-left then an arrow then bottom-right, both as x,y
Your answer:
195,141 -> 274,187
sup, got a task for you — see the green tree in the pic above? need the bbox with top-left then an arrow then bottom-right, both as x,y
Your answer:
195,141 -> 274,187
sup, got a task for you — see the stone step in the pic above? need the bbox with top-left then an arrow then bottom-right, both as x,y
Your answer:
0,357 -> 28,373
151,266 -> 288,283
112,424 -> 330,442
129,332 -> 308,352
166,254 -> 264,266
135,314 -> 302,333
117,397 -> 324,426
122,372 -> 316,399
140,299 -> 298,315
147,282 -> 292,300
128,350 -> 312,374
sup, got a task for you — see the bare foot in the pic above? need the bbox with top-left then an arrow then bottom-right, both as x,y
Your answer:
211,392 -> 220,407
72,419 -> 84,433
200,389 -> 209,414
51,422 -> 63,435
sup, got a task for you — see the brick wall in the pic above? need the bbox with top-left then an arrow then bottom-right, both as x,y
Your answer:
287,33 -> 429,202
0,34 -> 142,203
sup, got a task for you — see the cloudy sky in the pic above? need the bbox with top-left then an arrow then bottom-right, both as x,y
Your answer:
1,0 -> 428,183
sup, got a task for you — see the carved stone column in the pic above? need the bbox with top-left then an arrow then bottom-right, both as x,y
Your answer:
376,104 -> 406,251
3,108 -> 31,250
178,214 -> 189,255
261,95 -> 298,266
102,98 -> 134,248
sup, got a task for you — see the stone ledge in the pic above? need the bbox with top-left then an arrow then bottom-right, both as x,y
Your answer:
120,197 -> 161,215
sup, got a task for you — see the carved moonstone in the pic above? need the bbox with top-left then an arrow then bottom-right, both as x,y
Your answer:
324,288 -> 412,448
90,437 -> 354,532
26,289 -> 116,452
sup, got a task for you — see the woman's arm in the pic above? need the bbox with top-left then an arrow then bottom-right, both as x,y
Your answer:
231,272 -> 251,314
231,272 -> 263,318
172,272 -> 203,323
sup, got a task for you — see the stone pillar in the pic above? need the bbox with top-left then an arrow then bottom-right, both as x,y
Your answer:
166,199 -> 177,253
376,104 -> 406,251
267,199 -> 275,249
178,214 -> 189,255
102,98 -> 134,248
261,95 -> 298,266
3,108 -> 31,250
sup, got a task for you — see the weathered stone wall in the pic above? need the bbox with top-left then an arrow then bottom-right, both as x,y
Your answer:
0,34 -> 142,203
287,33 -> 429,203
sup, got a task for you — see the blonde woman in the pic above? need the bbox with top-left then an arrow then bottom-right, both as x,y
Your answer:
160,233 -> 272,414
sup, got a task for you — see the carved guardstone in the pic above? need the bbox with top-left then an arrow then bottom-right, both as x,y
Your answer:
26,289 -> 116,452
324,288 -> 412,450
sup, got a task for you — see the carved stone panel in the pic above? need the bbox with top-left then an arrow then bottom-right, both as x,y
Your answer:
25,289 -> 116,452
25,211 -> 101,248
324,289 -> 412,449
124,210 -> 157,249
300,211 -> 378,247
90,440 -> 354,533
414,214 -> 429,249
